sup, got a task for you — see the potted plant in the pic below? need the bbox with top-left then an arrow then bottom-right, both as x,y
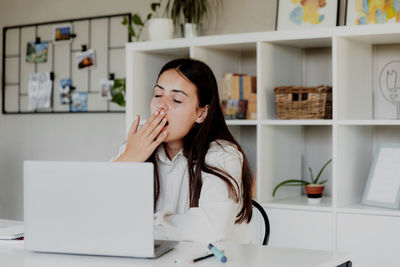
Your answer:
122,1 -> 174,41
166,0 -> 222,38
272,159 -> 332,204
110,78 -> 126,107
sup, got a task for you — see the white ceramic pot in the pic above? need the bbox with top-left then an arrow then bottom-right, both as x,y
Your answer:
148,18 -> 174,41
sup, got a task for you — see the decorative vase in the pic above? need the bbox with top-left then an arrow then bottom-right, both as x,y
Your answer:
305,184 -> 324,204
148,18 -> 174,41
180,23 -> 200,38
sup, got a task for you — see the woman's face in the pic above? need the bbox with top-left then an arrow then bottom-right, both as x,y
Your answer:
150,69 -> 207,144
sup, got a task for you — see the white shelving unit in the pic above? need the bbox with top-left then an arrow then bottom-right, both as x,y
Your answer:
125,24 -> 400,266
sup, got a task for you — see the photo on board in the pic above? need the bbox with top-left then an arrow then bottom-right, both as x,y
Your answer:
53,24 -> 73,44
100,79 -> 114,99
26,41 -> 48,63
76,49 -> 95,69
59,78 -> 72,104
70,92 -> 88,112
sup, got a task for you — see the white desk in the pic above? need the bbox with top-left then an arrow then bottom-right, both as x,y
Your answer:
0,240 -> 351,267
0,219 -> 350,267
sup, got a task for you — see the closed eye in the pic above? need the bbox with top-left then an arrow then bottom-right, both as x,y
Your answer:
174,99 -> 182,103
154,94 -> 162,98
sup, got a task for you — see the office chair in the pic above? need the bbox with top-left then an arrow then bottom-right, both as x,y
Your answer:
252,200 -> 270,246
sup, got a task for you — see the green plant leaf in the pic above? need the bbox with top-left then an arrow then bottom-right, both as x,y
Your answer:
128,25 -> 135,37
147,13 -> 153,20
309,167 -> 314,183
151,3 -> 160,12
318,179 -> 328,185
272,179 -> 310,197
111,93 -> 126,107
313,159 -> 332,184
121,16 -> 129,25
132,14 -> 144,26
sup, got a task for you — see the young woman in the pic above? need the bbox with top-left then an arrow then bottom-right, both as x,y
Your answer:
114,58 -> 253,243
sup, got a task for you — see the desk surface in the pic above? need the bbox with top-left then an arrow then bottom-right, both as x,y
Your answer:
0,219 -> 350,267
0,240 -> 350,267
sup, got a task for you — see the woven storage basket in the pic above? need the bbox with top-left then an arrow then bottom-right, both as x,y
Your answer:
274,85 -> 332,119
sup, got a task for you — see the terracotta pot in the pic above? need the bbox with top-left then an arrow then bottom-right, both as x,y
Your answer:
305,184 -> 324,204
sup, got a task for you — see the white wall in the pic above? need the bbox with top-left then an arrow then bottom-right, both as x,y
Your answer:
0,0 -> 277,220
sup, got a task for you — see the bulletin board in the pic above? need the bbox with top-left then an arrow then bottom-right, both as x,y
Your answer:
2,13 -> 131,114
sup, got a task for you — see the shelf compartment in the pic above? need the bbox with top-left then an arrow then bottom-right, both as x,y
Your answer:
258,125 -> 332,203
265,207 -> 333,251
337,212 -> 400,266
191,44 -> 257,119
261,196 -> 332,212
336,36 -> 400,120
227,125 -> 257,174
336,125 -> 400,209
259,40 -> 332,120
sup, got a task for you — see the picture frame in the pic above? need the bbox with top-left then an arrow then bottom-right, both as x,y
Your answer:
345,0 -> 400,26
53,24 -> 73,44
276,0 -> 339,31
361,143 -> 400,209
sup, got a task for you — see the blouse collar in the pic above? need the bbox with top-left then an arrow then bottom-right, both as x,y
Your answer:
156,144 -> 184,164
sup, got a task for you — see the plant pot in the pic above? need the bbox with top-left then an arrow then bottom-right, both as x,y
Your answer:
148,18 -> 174,41
180,23 -> 200,38
305,184 -> 324,205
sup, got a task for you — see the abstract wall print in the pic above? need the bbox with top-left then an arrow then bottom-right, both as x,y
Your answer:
346,0 -> 400,26
379,61 -> 400,119
276,0 -> 339,30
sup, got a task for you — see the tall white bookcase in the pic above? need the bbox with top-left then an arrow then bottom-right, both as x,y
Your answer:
125,24 -> 400,266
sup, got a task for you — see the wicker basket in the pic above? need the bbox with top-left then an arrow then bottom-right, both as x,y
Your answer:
274,85 -> 332,119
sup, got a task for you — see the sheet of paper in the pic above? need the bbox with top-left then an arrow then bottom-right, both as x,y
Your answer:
366,147 -> 400,203
28,72 -> 52,110
0,225 -> 24,240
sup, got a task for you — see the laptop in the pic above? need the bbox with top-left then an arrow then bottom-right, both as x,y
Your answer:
23,161 -> 178,258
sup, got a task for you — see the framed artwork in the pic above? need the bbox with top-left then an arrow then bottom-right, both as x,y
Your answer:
346,0 -> 400,26
276,0 -> 339,31
362,143 -> 400,209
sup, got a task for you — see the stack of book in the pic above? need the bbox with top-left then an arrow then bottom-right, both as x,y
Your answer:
221,73 -> 257,120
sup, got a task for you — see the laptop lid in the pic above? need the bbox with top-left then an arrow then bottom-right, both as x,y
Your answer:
24,161 -> 155,257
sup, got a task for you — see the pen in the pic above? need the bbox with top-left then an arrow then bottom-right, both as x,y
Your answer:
192,253 -> 214,263
174,251 -> 213,264
208,243 -> 227,263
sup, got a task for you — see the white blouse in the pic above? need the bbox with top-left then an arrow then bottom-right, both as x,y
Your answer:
113,140 -> 250,243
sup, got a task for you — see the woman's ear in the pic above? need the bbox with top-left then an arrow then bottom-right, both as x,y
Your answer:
196,105 -> 209,124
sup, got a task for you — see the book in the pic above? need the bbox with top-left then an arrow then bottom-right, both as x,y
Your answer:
0,224 -> 24,240
221,99 -> 248,119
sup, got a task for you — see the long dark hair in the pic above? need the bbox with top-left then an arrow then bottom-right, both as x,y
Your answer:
148,58 -> 253,223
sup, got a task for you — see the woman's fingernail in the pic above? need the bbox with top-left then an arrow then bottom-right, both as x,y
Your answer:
162,118 -> 166,122
154,111 -> 159,115
163,131 -> 167,135
160,110 -> 165,116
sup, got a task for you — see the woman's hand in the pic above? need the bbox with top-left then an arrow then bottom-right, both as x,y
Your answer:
116,110 -> 168,162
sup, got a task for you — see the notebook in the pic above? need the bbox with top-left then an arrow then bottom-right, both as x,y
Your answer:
23,161 -> 178,258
